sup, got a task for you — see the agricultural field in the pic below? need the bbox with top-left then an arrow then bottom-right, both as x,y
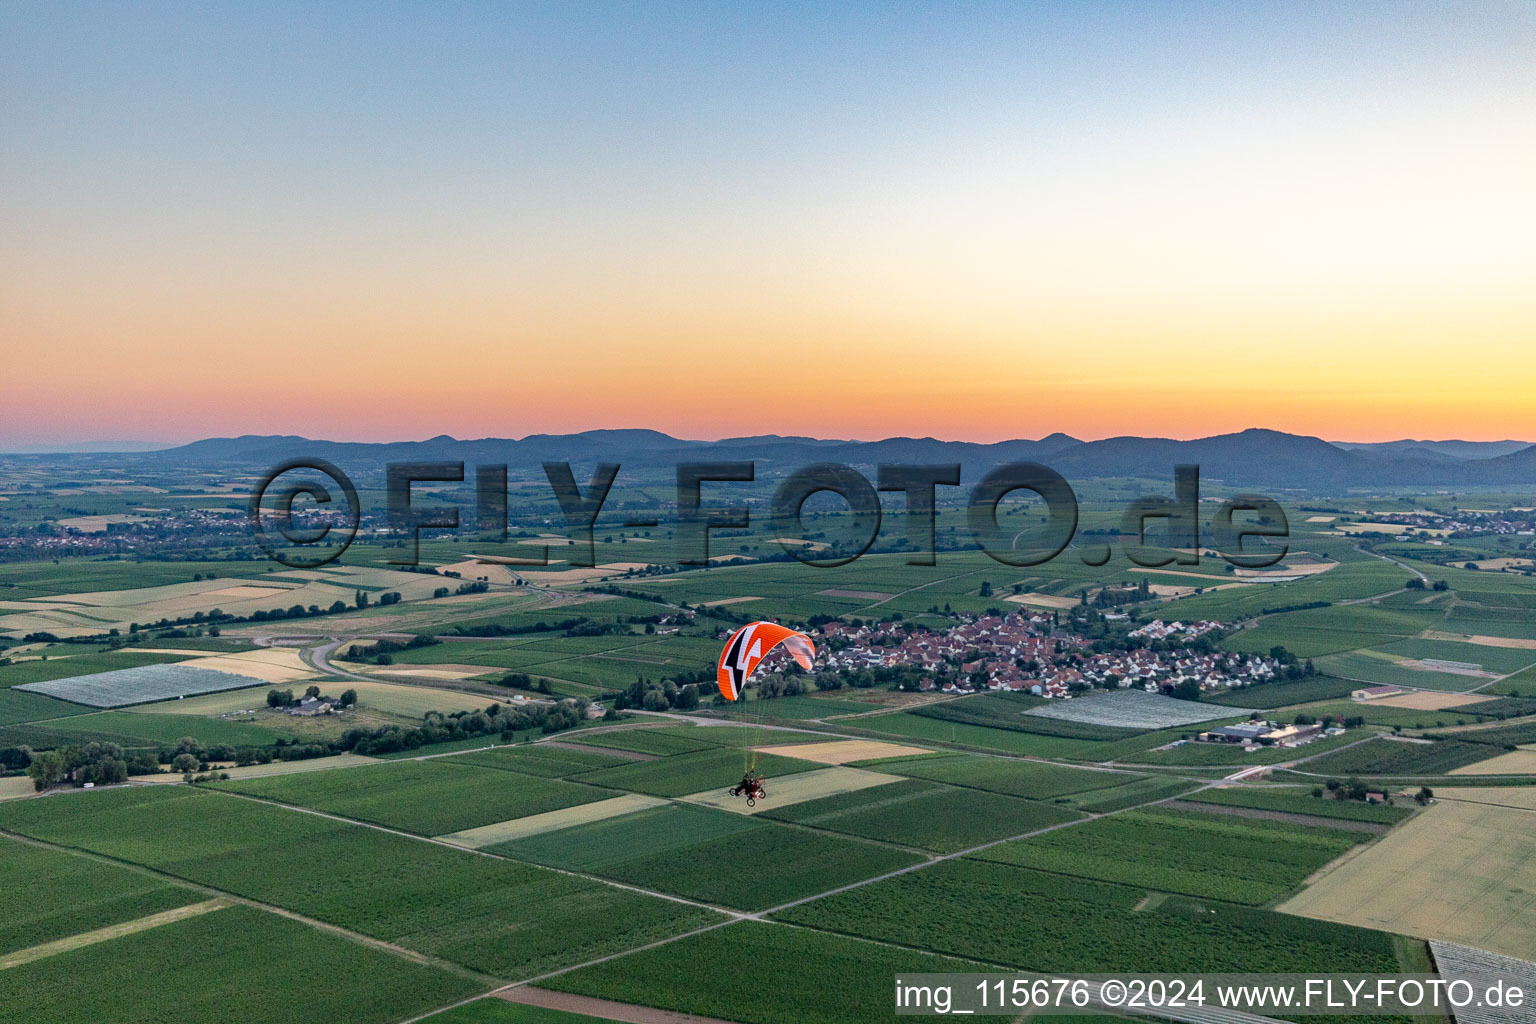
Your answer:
775,857 -> 1404,974
0,785 -> 720,979
1204,675 -> 1361,707
452,742 -> 638,777
871,753 -> 1138,799
760,777 -> 1083,852
421,1000 -> 634,1024
567,726 -> 720,756
1068,775 -> 1205,813
214,758 -> 616,835
568,747 -> 819,797
1022,688 -> 1243,729
543,920 -> 977,1024
15,663 -> 276,708
847,710 -> 1100,757
974,805 -> 1364,905
0,903 -> 482,1024
1296,736 -> 1500,776
0,839 -> 200,956
1183,786 -> 1415,823
1281,794 -> 1536,961
487,800 -> 921,911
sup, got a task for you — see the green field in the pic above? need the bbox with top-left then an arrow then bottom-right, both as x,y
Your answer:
570,747 -> 819,797
451,743 -> 637,777
0,839 -> 199,956
488,802 -> 760,870
215,758 -> 615,836
543,920 -> 977,1024
568,727 -> 719,756
0,786 -> 719,979
873,753 -> 1139,799
1297,737 -> 1499,776
972,806 -> 1362,905
848,711 -> 1099,757
775,857 -> 1404,974
0,903 -> 481,1024
1203,676 -> 1361,708
1183,786 -> 1414,822
761,778 -> 1082,853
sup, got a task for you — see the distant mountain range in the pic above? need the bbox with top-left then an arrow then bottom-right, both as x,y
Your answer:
18,429 -> 1536,491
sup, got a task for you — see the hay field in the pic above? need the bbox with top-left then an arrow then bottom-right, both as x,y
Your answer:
365,664 -> 492,682
699,596 -> 762,607
682,766 -> 901,815
1280,796 -> 1536,959
0,776 -> 35,801
1436,786 -> 1536,810
1004,592 -> 1079,609
1372,691 -> 1495,711
1448,750 -> 1536,775
753,739 -> 935,764
439,793 -> 667,847
1337,521 -> 1412,534
174,648 -> 315,684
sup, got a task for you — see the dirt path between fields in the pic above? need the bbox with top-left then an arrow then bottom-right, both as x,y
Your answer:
502,986 -> 740,1023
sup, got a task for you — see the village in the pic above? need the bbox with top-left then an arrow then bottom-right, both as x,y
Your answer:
809,611 -> 1281,699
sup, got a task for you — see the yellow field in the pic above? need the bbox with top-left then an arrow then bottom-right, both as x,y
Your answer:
1337,521 -> 1412,534
173,647 -> 316,684
365,664 -> 494,682
1436,786 -> 1536,810
438,794 -> 668,847
1372,692 -> 1494,711
1305,515 -> 1337,522
754,739 -> 936,764
1449,749 -> 1536,775
699,596 -> 762,607
0,776 -> 37,801
1280,796 -> 1536,960
1004,592 -> 1079,609
682,766 -> 901,815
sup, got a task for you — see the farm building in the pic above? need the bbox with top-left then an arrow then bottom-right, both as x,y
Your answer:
1352,684 -> 1404,700
1198,721 -> 1324,746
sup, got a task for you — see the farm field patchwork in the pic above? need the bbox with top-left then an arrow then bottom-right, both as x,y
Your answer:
452,742 -> 639,777
682,765 -> 902,814
761,778 -> 1083,853
1297,737 -> 1500,776
543,920 -> 978,1024
487,800 -> 920,911
215,758 -> 616,836
775,857 -> 1404,974
570,747 -> 819,797
0,786 -> 721,979
972,806 -> 1364,905
849,711 -> 1099,757
1280,795 -> 1536,960
0,903 -> 481,1024
1448,748 -> 1536,775
1183,786 -> 1415,823
0,839 -> 200,956
440,793 -> 668,847
567,727 -> 720,756
872,753 -> 1139,800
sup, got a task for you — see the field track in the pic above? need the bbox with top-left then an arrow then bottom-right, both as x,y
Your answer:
503,986 -> 738,1024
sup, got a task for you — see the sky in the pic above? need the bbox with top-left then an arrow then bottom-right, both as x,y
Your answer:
2,1 -> 1534,447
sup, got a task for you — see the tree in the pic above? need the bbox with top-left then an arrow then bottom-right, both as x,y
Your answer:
676,683 -> 700,710
267,689 -> 294,708
340,689 -> 358,707
26,750 -> 66,791
1416,786 -> 1434,805
304,685 -> 321,699
355,590 -> 368,609
1170,679 -> 1201,702
171,753 -> 200,774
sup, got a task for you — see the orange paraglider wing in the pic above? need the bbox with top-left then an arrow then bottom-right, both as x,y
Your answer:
716,621 -> 815,701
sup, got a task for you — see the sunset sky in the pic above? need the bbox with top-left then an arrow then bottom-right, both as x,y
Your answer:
3,2 -> 1534,447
